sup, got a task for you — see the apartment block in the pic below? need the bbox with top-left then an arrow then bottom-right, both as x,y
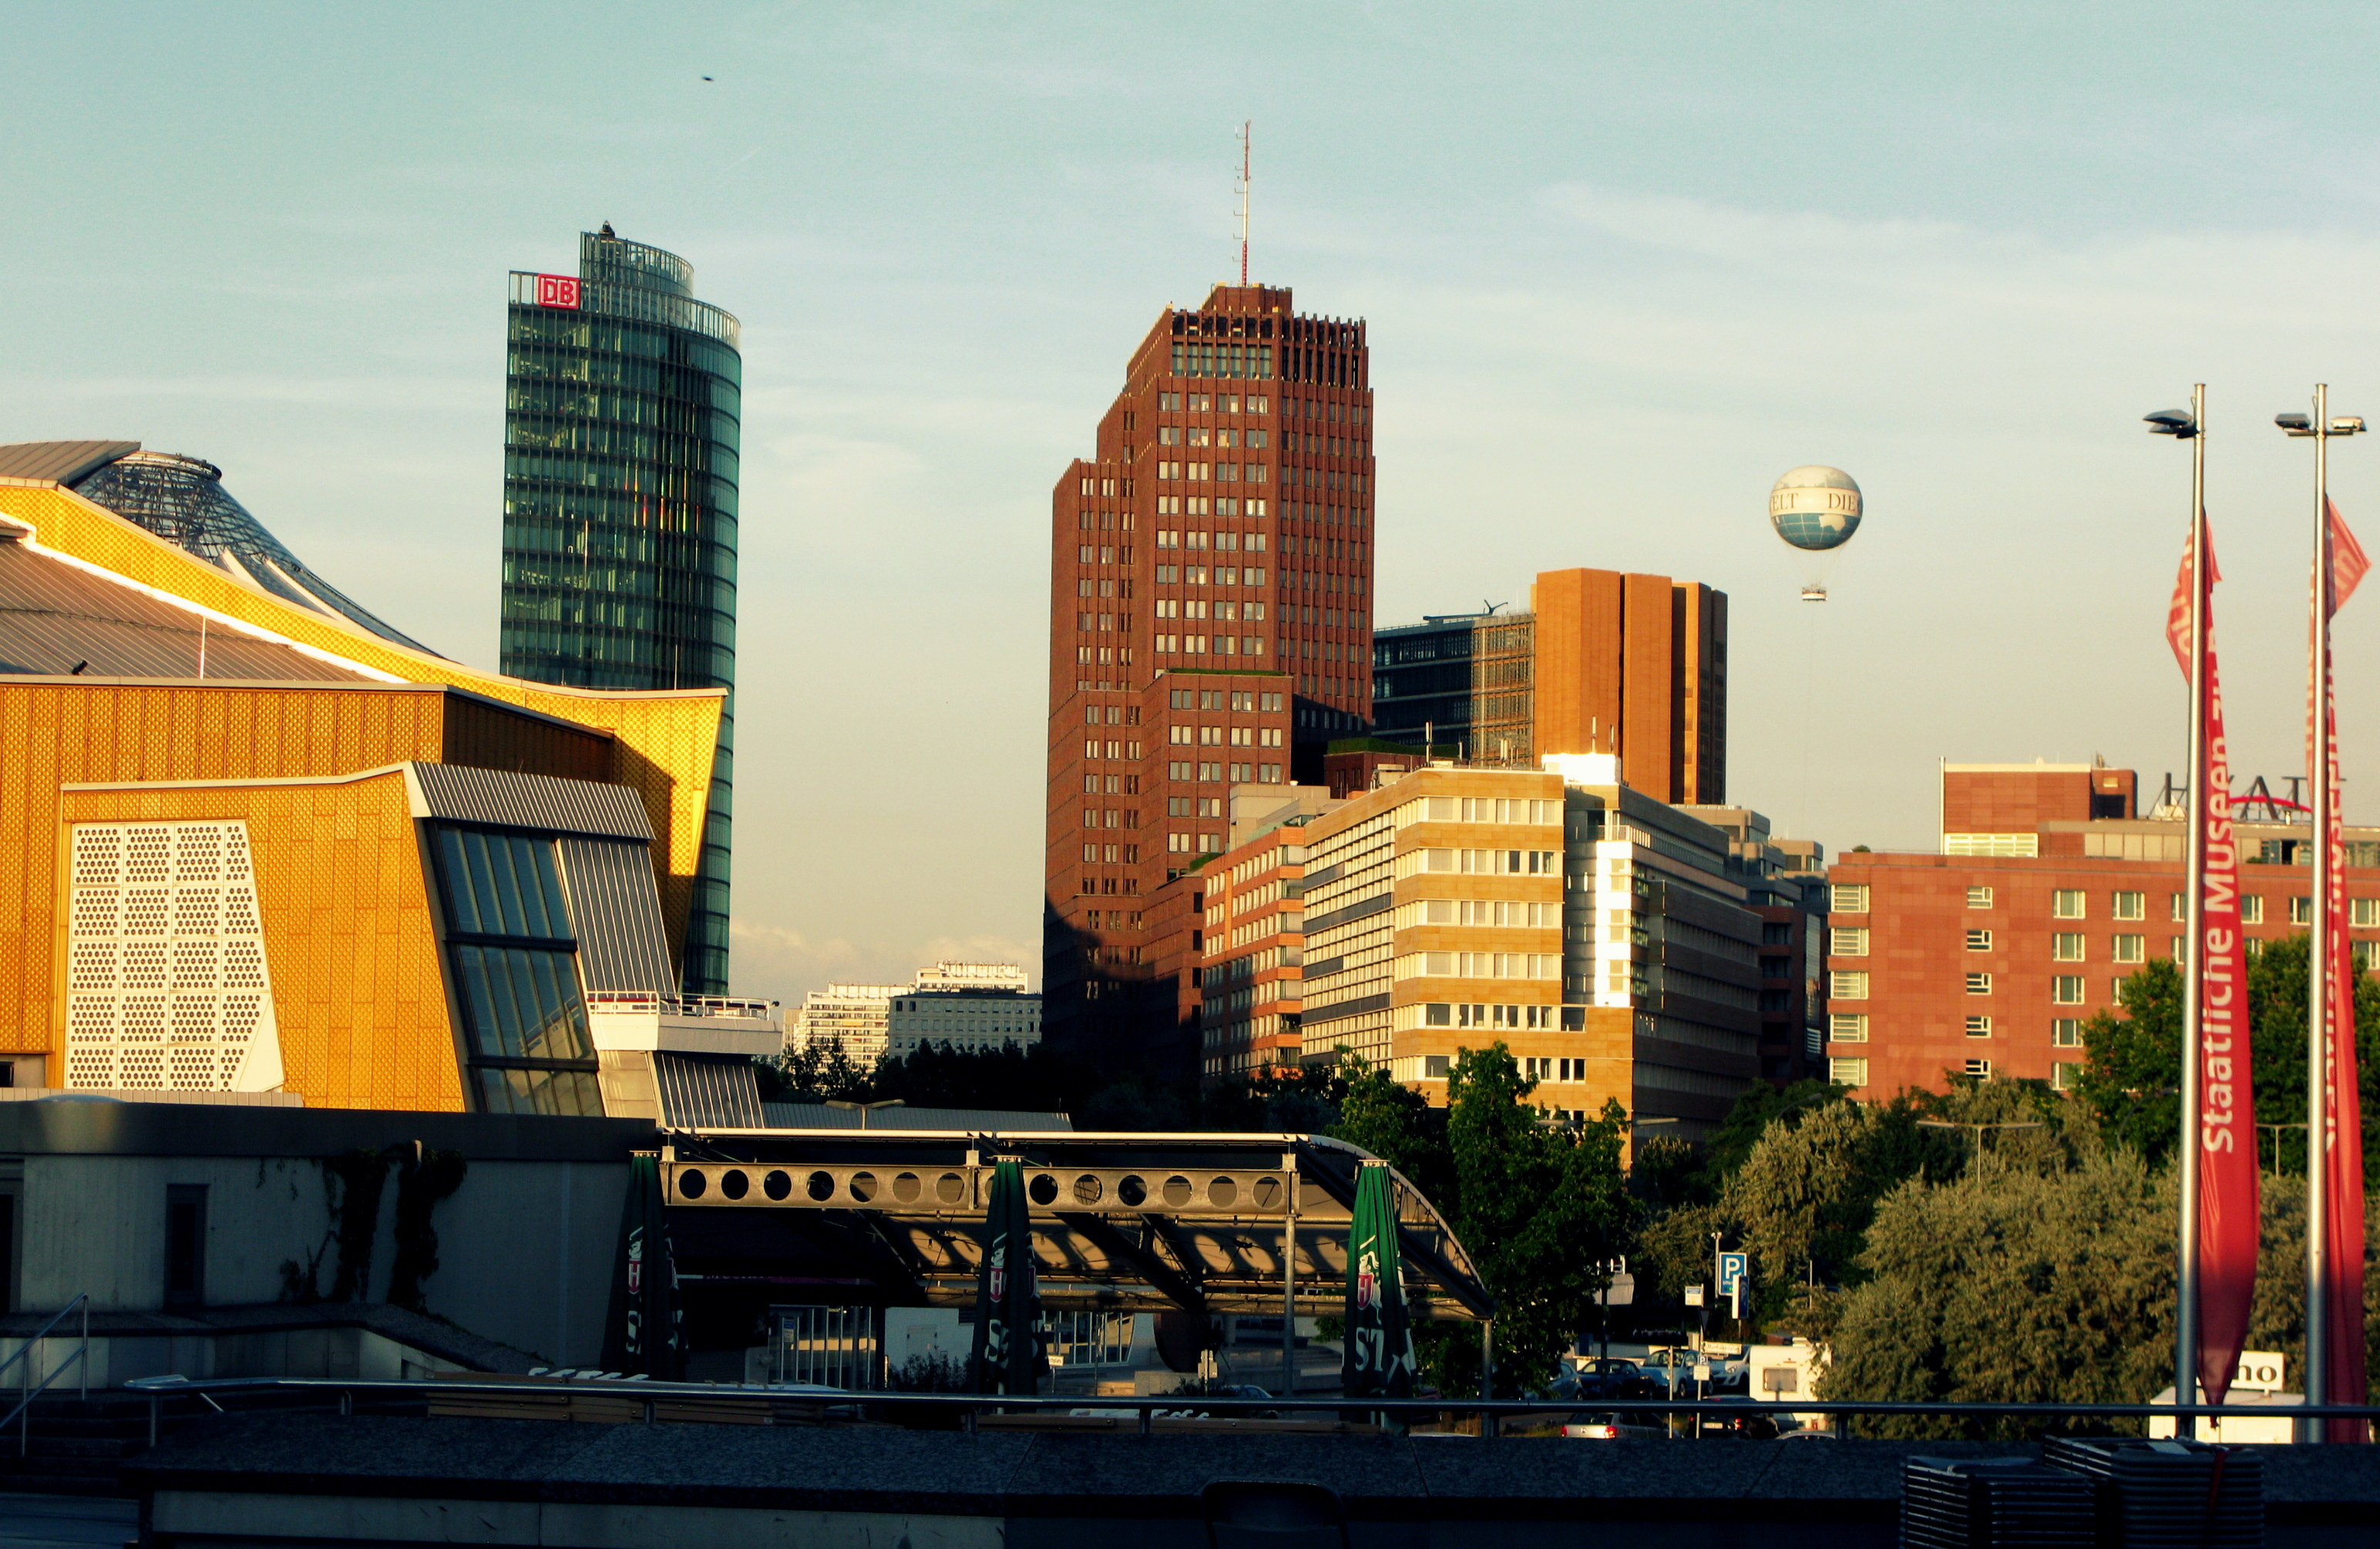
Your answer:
1044,282 -> 1376,1074
1198,818 -> 1316,1080
1369,568 -> 1726,804
1825,761 -> 2380,1095
1684,806 -> 1829,1087
1207,758 -> 1767,1135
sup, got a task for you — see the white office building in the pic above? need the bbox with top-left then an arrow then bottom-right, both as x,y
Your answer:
787,963 -> 1036,1063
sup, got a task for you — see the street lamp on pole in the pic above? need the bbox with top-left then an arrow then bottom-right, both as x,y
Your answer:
2276,388 -> 2363,1443
2147,388 -> 2206,1438
1914,1119 -> 2045,1154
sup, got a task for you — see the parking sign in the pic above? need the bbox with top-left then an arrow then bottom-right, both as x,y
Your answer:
1718,1252 -> 1747,1295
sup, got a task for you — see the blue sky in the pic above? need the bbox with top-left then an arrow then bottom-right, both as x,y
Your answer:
10,3 -> 2380,1000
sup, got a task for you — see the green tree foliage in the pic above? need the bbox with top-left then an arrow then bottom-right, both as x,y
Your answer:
1821,1149 -> 2177,1436
2074,939 -> 2380,1174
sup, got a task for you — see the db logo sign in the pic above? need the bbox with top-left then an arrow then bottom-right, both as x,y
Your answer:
536,274 -> 582,309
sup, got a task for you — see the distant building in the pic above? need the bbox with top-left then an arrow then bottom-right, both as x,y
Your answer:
500,226 -> 742,994
886,966 -> 1042,1059
791,963 -> 1036,1063
1198,755 -> 1780,1138
1824,760 -> 2380,1097
1682,805 -> 1827,1087
1366,568 -> 1726,805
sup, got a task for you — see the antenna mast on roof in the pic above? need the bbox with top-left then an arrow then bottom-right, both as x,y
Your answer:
1235,120 -> 1252,286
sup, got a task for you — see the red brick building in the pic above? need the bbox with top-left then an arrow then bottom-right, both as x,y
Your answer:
1826,762 -> 2380,1096
1044,284 -> 1375,1074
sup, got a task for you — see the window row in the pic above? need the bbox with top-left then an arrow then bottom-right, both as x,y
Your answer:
1166,797 -> 1225,818
1155,391 -> 1268,412
1166,724 -> 1285,747
1154,599 -> 1267,620
1074,545 -> 1134,565
1165,833 -> 1223,855
1155,462 -> 1268,485
1081,843 -> 1142,864
1154,566 -> 1266,587
1157,425 -> 1268,448
1403,848 -> 1561,876
1083,704 -> 1141,726
1154,634 -> 1266,657
1081,808 -> 1141,829
1081,740 -> 1145,761
1165,761 -> 1284,783
1155,498 -> 1267,518
1074,476 -> 1133,499
1073,646 -> 1135,666
1397,952 -> 1561,980
1169,689 -> 1286,712
1084,774 -> 1141,795
1408,899 -> 1561,928
1420,1002 -> 1560,1030
1521,1057 -> 1591,1084
1076,576 -> 1136,598
1154,529 -> 1266,551
1408,797 -> 1562,827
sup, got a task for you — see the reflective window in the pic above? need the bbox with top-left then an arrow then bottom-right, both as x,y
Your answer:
430,825 -> 599,1116
437,828 -> 570,941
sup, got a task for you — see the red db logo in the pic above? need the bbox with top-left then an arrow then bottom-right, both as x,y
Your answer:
536,274 -> 581,309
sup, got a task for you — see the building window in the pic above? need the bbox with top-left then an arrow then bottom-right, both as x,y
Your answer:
2171,935 -> 2187,960
1168,833 -> 1194,853
2112,934 -> 2146,964
2240,896 -> 2264,925
1424,1054 -> 1451,1077
2052,890 -> 2086,919
1831,883 -> 1870,912
1830,1013 -> 1869,1043
1965,1016 -> 1992,1037
1965,1058 -> 1992,1079
2052,975 -> 2086,1005
2052,932 -> 2086,961
1829,971 -> 1869,1000
2355,898 -> 2380,928
2358,941 -> 2378,972
1965,972 -> 1992,995
2052,1018 -> 2082,1047
1945,834 -> 2038,857
1966,885 -> 1994,910
2052,1062 -> 2082,1092
2291,896 -> 2313,926
2172,892 -> 2187,922
164,1184 -> 207,1309
2113,891 -> 2146,921
1830,927 -> 1869,956
1965,929 -> 1992,951
429,825 -> 600,1117
1830,1057 -> 1869,1087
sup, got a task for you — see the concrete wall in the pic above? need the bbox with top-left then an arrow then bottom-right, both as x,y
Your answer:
18,1151 -> 627,1369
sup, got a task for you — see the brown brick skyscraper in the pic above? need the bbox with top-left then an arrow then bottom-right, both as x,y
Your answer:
1044,283 -> 1373,1072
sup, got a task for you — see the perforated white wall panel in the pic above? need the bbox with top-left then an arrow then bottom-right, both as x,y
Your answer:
66,822 -> 284,1092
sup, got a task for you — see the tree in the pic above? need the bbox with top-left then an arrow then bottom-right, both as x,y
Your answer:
2074,940 -> 2380,1175
1821,1150 -> 2176,1436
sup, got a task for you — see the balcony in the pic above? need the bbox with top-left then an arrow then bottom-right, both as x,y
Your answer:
585,993 -> 784,1057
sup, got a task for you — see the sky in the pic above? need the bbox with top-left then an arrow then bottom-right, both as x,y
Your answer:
10,3 -> 2380,1004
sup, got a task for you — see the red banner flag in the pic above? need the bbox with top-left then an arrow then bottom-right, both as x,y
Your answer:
2318,499 -> 2368,1440
2169,532 -> 2222,680
2184,522 -> 2257,1406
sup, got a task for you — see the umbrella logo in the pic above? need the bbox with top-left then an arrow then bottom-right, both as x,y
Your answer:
626,1228 -> 644,1295
1356,1251 -> 1380,1312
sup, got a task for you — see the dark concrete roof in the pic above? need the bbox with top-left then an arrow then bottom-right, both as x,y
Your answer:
0,1097 -> 657,1162
116,1416 -> 2380,1531
0,439 -> 141,485
0,1302 -> 543,1373
0,536 -> 372,681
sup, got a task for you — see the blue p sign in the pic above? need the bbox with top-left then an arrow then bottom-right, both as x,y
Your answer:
1718,1252 -> 1747,1295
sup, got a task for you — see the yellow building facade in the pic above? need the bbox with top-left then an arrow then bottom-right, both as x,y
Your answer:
0,442 -> 770,1117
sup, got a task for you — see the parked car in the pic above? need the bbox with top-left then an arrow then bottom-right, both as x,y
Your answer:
1570,1357 -> 1656,1400
1696,1396 -> 1780,1439
1560,1410 -> 1667,1440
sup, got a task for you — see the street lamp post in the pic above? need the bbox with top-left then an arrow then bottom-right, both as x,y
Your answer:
1914,1119 -> 2046,1154
2276,388 -> 2363,1443
2147,389 -> 2207,1437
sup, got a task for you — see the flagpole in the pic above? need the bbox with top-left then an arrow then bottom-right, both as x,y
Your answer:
2177,381 -> 2209,1439
2306,382 -> 2333,1444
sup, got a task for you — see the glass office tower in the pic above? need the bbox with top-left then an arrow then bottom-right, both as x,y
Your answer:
501,226 -> 740,994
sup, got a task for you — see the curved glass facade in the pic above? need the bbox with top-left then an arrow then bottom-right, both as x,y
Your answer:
501,228 -> 739,994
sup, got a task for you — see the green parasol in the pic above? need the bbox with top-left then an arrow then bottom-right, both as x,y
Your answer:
1340,1160 -> 1418,1399
599,1154 -> 686,1379
968,1158 -> 1044,1394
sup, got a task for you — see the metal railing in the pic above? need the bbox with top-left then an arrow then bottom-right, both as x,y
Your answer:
105,1372 -> 2380,1443
586,993 -> 781,1023
0,1295 -> 89,1455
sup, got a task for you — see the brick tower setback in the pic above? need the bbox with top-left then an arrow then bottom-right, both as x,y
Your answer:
1044,283 -> 1375,1071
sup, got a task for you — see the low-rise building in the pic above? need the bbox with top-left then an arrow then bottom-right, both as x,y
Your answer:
791,963 -> 1038,1063
1824,760 -> 2380,1096
884,983 -> 1042,1058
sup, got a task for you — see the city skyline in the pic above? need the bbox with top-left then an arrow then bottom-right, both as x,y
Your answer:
15,5 -> 2380,1004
